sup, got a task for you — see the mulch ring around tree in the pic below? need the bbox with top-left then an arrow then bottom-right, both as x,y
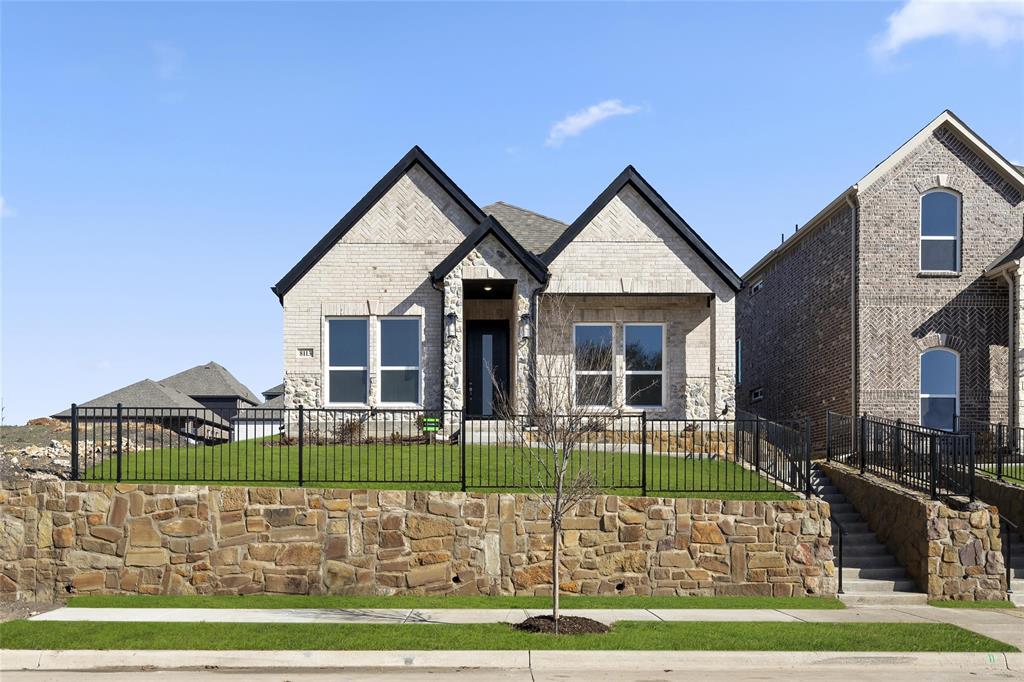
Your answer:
512,615 -> 610,635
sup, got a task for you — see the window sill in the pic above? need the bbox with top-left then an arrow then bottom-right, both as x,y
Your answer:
917,271 -> 961,279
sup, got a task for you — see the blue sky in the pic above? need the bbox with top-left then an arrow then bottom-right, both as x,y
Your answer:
2,1 -> 1023,424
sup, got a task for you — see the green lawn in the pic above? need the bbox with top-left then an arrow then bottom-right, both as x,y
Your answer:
67,594 -> 845,610
0,621 -> 1012,652
81,442 -> 796,499
927,600 -> 1017,609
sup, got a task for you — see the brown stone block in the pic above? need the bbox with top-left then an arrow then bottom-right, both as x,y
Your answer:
160,518 -> 205,537
125,548 -> 169,567
249,489 -> 279,505
691,521 -> 725,544
277,543 -> 320,566
52,525 -> 74,548
265,508 -> 298,527
265,573 -> 307,593
325,535 -> 349,560
268,526 -> 317,542
281,489 -> 306,506
71,570 -> 106,591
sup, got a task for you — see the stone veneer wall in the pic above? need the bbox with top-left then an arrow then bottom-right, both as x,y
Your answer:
821,463 -> 1006,600
0,479 -> 835,602
974,475 -> 1024,539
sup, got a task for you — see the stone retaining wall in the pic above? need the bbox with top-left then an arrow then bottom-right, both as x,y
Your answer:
821,463 -> 1006,600
0,479 -> 835,602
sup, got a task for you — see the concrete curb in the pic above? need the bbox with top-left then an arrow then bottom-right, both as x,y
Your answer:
2,650 -> 1020,672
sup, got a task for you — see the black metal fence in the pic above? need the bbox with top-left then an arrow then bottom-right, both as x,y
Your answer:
954,417 -> 1024,484
826,411 -> 975,500
68,404 -> 811,497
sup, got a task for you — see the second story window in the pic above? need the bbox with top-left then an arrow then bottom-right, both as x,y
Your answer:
920,190 -> 960,273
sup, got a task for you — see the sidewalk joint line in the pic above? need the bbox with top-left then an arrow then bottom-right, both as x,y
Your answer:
646,608 -> 665,621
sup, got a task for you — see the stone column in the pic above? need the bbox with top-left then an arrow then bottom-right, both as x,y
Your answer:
512,281 -> 532,415
712,293 -> 737,418
443,274 -> 464,413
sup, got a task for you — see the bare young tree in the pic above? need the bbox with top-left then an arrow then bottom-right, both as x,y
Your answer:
492,295 -> 625,633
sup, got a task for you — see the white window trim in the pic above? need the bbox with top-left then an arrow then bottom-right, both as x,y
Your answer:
573,322 -> 615,409
919,347 -> 959,431
919,189 -> 961,274
624,323 -> 666,409
378,316 -> 423,408
324,316 -> 370,408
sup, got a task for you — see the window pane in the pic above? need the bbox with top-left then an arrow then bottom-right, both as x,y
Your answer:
329,319 -> 367,367
625,326 -> 662,371
329,370 -> 366,403
922,397 -> 956,431
921,240 -> 957,271
576,374 -> 612,407
381,318 -> 419,367
921,350 -> 957,395
922,192 -> 958,237
381,369 -> 419,403
627,375 -> 662,407
575,326 -> 613,372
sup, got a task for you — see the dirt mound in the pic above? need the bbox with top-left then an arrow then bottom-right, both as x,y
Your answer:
27,417 -> 64,428
512,615 -> 610,635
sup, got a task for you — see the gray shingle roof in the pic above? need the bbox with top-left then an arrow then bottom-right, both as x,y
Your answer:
159,362 -> 261,405
986,238 -> 1024,275
262,383 -> 284,400
53,379 -> 230,428
483,202 -> 569,256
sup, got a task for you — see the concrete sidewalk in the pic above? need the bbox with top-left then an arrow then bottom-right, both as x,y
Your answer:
3,649 -> 1023,677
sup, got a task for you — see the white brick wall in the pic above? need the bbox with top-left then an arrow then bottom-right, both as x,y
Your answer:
282,165 -> 478,409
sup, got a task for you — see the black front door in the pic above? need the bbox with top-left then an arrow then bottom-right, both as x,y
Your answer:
465,320 -> 509,417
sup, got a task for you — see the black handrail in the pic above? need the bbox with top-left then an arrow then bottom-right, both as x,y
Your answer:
1001,514 -> 1017,599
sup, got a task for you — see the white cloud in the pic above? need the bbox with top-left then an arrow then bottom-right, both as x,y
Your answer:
872,0 -> 1024,58
0,196 -> 14,219
545,99 -> 643,147
151,41 -> 184,80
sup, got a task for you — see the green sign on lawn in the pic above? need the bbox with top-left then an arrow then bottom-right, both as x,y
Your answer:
422,417 -> 440,433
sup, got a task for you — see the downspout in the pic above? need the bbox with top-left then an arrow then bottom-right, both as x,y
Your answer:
845,192 -> 859,422
1002,267 -> 1016,430
529,278 -> 550,416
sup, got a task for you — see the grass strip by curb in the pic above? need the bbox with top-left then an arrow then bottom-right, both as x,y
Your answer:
927,600 -> 1017,609
67,594 -> 845,610
0,621 -> 1013,652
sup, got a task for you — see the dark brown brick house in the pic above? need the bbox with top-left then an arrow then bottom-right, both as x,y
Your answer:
737,111 -> 1024,450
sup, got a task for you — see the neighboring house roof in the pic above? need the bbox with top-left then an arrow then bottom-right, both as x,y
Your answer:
743,110 -> 1024,282
430,215 -> 550,284
159,362 -> 261,405
233,391 -> 285,421
52,379 -> 230,428
483,202 -> 569,256
985,239 -> 1024,278
262,383 -> 284,400
272,146 -> 488,302
541,165 -> 743,292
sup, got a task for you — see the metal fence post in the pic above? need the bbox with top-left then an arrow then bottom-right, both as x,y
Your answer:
115,402 -> 123,483
895,419 -> 903,481
968,432 -> 976,501
640,411 -> 648,497
297,405 -> 304,487
859,413 -> 867,474
460,409 -> 467,492
929,435 -> 938,500
753,416 -> 761,472
70,404 -> 79,481
997,423 -> 1005,481
826,412 -> 832,462
804,417 -> 812,498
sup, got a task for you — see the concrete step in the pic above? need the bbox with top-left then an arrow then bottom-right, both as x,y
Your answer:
841,544 -> 892,558
832,513 -> 865,525
843,533 -> 883,547
827,503 -> 856,515
841,578 -> 920,593
839,592 -> 929,607
841,566 -> 908,580
842,554 -> 901,569
815,486 -> 841,496
1011,591 -> 1024,607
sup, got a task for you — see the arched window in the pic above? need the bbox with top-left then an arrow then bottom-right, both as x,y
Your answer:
920,348 -> 958,430
920,190 -> 961,273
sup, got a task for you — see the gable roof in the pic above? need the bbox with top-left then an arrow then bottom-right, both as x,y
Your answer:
985,238 -> 1024,278
744,110 -> 1024,282
483,202 -> 569,255
541,166 -> 742,291
272,146 -> 487,302
430,215 -> 549,284
159,362 -> 261,405
262,383 -> 284,400
52,379 -> 230,427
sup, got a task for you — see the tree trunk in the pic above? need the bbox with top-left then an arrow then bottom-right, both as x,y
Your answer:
552,516 -> 560,635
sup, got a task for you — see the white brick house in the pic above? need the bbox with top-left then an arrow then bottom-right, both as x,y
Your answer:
273,147 -> 741,419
